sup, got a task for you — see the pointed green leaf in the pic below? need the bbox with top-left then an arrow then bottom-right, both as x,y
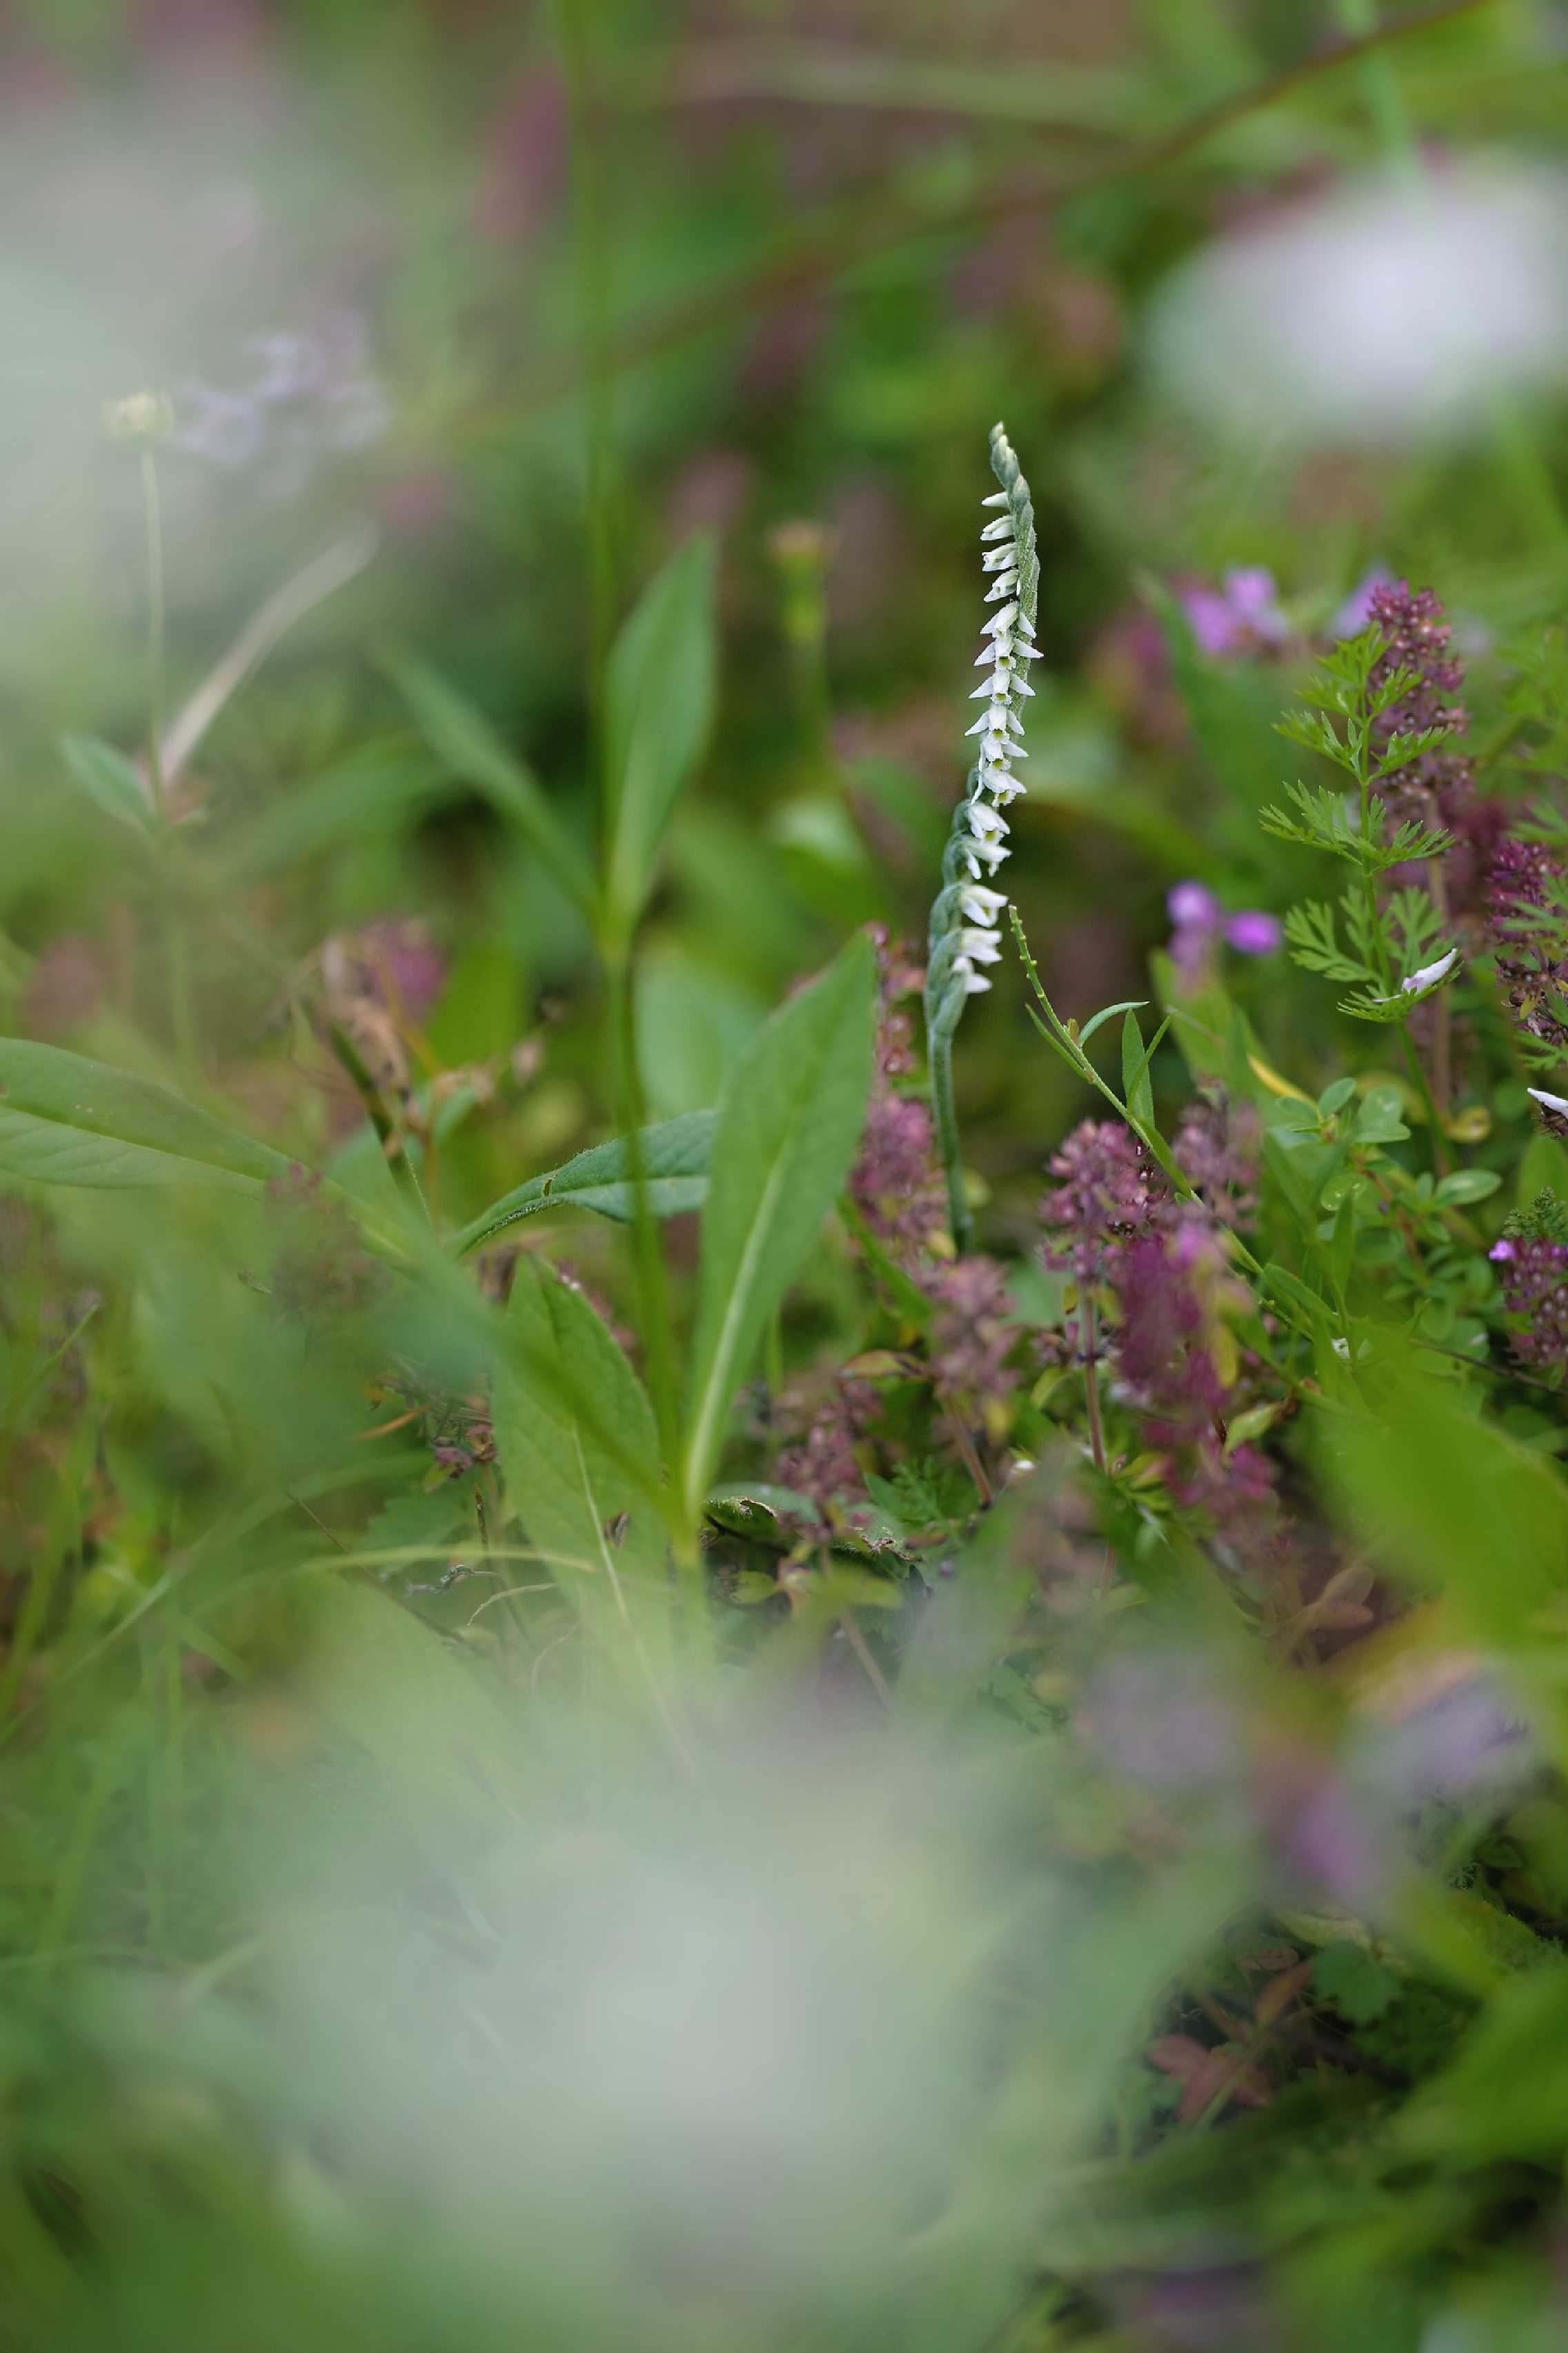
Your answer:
61,734 -> 153,841
451,1110 -> 716,1254
493,1257 -> 667,1587
0,1038 -> 296,1191
386,651 -> 593,909
1076,998 -> 1147,1050
683,933 -> 876,1514
1121,1009 -> 1158,1128
604,535 -> 717,941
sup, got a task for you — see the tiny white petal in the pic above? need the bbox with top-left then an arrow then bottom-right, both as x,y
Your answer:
963,969 -> 993,994
982,604 -> 1019,636
984,574 -> 1020,603
1528,1087 -> 1568,1114
980,517 -> 1013,542
980,491 -> 1009,508
960,884 -> 1006,921
1402,947 -> 1460,993
960,928 -> 1002,963
982,545 -> 1016,571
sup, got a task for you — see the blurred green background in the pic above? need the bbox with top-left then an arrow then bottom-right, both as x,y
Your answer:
5,4 -> 1568,2348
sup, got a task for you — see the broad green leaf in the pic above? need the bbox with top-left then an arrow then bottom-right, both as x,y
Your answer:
60,734 -> 153,841
386,651 -> 594,909
298,1580 -> 516,1802
682,932 -> 876,1515
1433,1168 -> 1502,1207
1326,1355 -> 1568,1765
493,1257 -> 667,1591
0,1038 -> 296,1192
451,1110 -> 716,1255
604,535 -> 717,943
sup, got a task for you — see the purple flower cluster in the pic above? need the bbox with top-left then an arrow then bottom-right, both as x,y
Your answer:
1486,830 -> 1568,1054
1179,568 -> 1289,659
775,1378 -> 877,1522
1166,881 -> 1282,983
848,938 -> 946,1263
1040,1119 -> 1278,1549
1366,579 -> 1503,919
924,1257 -> 1015,1410
1111,1223 -> 1274,1538
1040,1119 -> 1165,1284
1489,1234 -> 1568,1379
1173,1093 -> 1262,1228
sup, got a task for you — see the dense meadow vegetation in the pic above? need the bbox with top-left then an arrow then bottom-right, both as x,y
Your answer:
10,0 -> 1568,2345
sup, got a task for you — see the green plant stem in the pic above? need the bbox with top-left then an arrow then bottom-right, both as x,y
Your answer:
1332,0 -> 1420,175
930,1025 -> 971,1255
558,0 -> 619,706
1081,1297 -> 1108,1475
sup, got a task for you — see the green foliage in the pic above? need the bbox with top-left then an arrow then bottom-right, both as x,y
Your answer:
683,932 -> 876,1513
0,1038 -> 295,1192
452,1112 -> 716,1253
7,7 -> 1568,2347
493,1256 -> 668,1595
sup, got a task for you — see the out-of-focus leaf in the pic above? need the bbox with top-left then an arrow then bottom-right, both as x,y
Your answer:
451,1110 -> 716,1254
604,535 -> 717,944
0,1038 -> 295,1192
1327,1353 -> 1568,1766
60,734 -> 153,841
386,651 -> 593,909
683,932 -> 875,1515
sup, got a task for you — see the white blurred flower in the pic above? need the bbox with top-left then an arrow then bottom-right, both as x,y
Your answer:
1148,159 -> 1568,446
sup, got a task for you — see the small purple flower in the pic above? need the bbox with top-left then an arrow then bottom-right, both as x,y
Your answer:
1223,909 -> 1283,956
1167,881 -> 1280,979
1330,564 -> 1396,638
1168,880 -> 1221,932
1179,567 -> 1289,658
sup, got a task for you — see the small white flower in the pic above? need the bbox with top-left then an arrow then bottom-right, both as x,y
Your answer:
984,573 -> 1020,603
966,799 -> 1009,841
982,544 -> 1017,571
982,603 -> 1018,637
980,516 -> 1013,542
980,490 -> 1009,508
958,926 -> 1002,963
986,774 -> 1027,805
1404,947 -> 1459,993
959,883 -> 1006,923
1367,947 -> 1461,1006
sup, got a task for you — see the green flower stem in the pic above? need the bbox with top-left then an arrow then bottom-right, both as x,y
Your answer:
929,1021 -> 971,1257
